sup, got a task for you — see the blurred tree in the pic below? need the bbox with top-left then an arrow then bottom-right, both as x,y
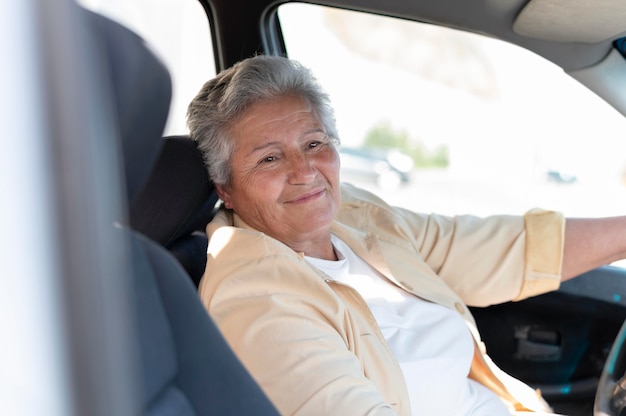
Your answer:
364,122 -> 449,168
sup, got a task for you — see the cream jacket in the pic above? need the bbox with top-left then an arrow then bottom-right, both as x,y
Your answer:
199,183 -> 565,415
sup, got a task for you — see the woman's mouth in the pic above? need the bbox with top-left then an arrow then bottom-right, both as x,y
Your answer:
286,188 -> 326,204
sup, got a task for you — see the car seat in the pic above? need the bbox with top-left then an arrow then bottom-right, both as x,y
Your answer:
130,135 -> 217,287
88,9 -> 278,415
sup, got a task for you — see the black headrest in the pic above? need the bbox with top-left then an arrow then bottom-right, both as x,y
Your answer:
88,11 -> 215,246
130,135 -> 218,246
88,10 -> 172,204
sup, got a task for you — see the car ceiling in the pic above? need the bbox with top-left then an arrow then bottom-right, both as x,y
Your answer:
208,0 -> 626,72
514,0 -> 626,43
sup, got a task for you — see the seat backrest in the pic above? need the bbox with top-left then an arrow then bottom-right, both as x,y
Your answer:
89,9 -> 278,415
130,135 -> 217,286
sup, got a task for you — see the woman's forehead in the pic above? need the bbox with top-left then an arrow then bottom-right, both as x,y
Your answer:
235,96 -> 322,138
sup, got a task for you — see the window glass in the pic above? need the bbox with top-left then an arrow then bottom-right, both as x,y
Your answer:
278,3 -> 626,221
78,0 -> 215,135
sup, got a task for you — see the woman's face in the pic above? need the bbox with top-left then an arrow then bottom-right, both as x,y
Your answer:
216,95 -> 341,253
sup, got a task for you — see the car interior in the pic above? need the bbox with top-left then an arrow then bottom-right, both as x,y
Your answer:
4,0 -> 626,415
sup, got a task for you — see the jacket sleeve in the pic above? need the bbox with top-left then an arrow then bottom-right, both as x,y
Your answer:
398,207 -> 564,306
199,229 -> 400,416
339,184 -> 564,307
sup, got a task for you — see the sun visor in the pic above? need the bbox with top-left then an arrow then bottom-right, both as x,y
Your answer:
513,0 -> 626,43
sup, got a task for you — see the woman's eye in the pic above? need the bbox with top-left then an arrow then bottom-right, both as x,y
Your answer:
260,155 -> 277,164
307,134 -> 331,150
307,140 -> 324,150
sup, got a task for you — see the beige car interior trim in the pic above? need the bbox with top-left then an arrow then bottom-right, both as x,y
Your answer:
513,0 -> 626,43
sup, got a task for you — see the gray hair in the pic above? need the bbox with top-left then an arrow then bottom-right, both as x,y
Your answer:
186,55 -> 340,185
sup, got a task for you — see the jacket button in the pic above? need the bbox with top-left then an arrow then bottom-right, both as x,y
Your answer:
454,302 -> 465,314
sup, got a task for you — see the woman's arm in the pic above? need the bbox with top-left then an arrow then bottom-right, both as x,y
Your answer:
562,216 -> 626,280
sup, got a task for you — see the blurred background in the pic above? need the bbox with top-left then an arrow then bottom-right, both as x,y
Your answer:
81,0 -> 626,223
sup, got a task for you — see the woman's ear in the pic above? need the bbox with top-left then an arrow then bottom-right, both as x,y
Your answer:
215,183 -> 234,209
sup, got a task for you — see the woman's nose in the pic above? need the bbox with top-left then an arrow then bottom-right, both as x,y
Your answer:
287,153 -> 316,184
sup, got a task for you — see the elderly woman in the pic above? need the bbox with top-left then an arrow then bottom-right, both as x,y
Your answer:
187,55 -> 626,416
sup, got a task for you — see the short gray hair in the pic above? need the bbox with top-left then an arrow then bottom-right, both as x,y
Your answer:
186,55 -> 340,185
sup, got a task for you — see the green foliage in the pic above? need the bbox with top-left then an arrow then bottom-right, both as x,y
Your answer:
363,122 -> 449,168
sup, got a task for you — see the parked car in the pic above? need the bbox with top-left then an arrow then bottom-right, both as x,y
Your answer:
547,170 -> 578,184
4,0 -> 626,415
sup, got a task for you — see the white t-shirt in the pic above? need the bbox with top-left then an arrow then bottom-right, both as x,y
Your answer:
306,235 -> 510,415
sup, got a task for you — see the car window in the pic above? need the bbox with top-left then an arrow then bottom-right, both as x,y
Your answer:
278,3 -> 626,225
77,0 -> 215,136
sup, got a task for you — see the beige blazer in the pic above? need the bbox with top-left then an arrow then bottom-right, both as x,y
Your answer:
199,183 -> 564,415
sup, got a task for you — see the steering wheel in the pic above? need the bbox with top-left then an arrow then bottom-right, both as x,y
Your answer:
595,319 -> 626,415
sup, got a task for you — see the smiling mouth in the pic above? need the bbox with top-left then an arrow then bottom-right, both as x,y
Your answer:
286,188 -> 326,204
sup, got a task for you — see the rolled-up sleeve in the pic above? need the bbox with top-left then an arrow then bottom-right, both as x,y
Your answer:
414,208 -> 565,305
515,208 -> 565,300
